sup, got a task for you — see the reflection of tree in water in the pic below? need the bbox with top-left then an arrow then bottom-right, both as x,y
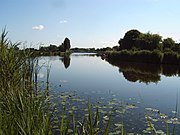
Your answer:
106,58 -> 180,84
61,55 -> 71,69
118,62 -> 161,84
122,70 -> 160,84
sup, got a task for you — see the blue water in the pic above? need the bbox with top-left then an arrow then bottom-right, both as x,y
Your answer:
38,53 -> 180,133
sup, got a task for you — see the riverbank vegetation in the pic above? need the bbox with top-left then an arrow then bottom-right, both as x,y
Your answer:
106,29 -> 180,65
0,30 -> 52,134
0,30 -> 179,134
23,37 -> 71,56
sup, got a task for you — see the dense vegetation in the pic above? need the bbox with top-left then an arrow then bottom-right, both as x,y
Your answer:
23,37 -> 71,56
107,29 -> 180,65
0,30 -> 52,134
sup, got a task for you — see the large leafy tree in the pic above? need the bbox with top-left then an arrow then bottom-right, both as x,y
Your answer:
162,37 -> 175,49
137,32 -> 162,50
63,37 -> 71,51
118,30 -> 162,51
58,37 -> 71,52
118,29 -> 141,50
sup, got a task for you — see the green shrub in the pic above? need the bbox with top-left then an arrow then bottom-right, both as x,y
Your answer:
162,52 -> 179,64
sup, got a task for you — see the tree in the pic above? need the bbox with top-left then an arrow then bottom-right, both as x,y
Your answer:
162,38 -> 175,49
49,44 -> 58,52
137,32 -> 162,50
59,43 -> 65,52
118,29 -> 141,50
63,37 -> 71,52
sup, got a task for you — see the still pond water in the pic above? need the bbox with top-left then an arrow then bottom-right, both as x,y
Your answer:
38,53 -> 180,134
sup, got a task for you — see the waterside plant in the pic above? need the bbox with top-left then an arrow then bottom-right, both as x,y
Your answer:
0,29 -> 52,134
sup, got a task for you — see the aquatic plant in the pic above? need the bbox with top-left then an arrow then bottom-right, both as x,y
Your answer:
0,29 -> 52,134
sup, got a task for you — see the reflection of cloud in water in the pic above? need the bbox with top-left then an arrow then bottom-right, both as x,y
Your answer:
37,73 -> 45,78
60,80 -> 68,83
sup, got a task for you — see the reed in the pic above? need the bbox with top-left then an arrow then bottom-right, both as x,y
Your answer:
0,29 -> 52,135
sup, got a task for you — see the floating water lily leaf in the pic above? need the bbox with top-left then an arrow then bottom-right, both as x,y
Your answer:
142,130 -> 151,134
145,108 -> 153,111
151,118 -> 158,122
156,130 -> 165,134
102,106 -> 107,109
126,104 -> 137,109
60,95 -> 69,99
152,109 -> 159,112
172,110 -> 177,114
99,109 -> 107,114
171,117 -> 178,121
159,113 -> 168,119
103,115 -> 109,121
109,130 -> 121,135
61,101 -> 66,106
173,121 -> 180,124
114,123 -> 123,127
69,110 -> 73,114
72,106 -> 78,110
127,133 -> 135,135
115,109 -> 126,114
67,129 -> 73,133
84,108 -> 88,111
166,120 -> 173,124
108,101 -> 116,105
145,127 -> 152,131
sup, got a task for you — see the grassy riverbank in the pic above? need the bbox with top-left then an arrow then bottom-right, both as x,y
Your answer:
0,30 -> 52,134
106,49 -> 180,65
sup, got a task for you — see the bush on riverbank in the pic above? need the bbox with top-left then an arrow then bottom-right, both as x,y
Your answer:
108,29 -> 180,65
107,49 -> 180,65
107,50 -> 166,64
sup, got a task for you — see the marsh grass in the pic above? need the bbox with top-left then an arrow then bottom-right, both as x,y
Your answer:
0,29 -> 52,135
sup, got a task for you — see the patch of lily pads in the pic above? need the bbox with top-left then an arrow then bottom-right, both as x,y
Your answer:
48,89 -> 180,134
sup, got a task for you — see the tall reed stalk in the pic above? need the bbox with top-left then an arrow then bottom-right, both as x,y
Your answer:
0,29 -> 52,135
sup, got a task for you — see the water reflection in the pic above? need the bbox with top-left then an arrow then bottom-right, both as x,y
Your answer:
60,55 -> 71,69
106,58 -> 180,84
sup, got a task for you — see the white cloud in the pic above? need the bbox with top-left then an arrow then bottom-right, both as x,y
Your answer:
59,20 -> 67,23
32,25 -> 44,30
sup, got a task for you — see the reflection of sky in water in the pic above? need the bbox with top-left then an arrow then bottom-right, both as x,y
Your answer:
38,54 -> 180,133
38,55 -> 180,113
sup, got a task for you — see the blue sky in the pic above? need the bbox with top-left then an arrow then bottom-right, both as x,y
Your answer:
0,0 -> 180,48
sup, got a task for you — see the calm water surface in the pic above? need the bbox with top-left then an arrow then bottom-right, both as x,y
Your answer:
38,53 -> 180,133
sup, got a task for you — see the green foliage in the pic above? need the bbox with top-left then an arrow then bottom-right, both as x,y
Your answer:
37,37 -> 71,54
119,29 -> 141,50
162,51 -> 179,64
107,50 -> 163,64
137,32 -> 162,50
63,38 -> 71,51
118,29 -> 162,51
0,29 -> 52,135
163,37 -> 175,49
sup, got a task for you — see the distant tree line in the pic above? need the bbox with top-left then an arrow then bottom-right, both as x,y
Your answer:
39,37 -> 71,53
106,29 -> 180,65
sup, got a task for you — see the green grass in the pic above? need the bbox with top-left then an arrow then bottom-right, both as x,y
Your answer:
0,29 -> 52,135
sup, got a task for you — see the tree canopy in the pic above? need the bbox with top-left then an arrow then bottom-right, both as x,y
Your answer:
118,29 -> 162,51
